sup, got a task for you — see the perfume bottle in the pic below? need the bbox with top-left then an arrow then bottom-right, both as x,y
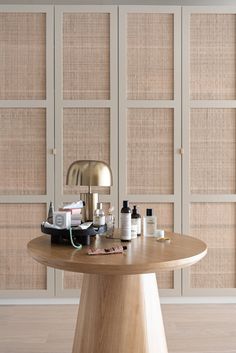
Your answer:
93,203 -> 105,227
120,200 -> 131,242
105,206 -> 115,238
131,205 -> 141,237
143,208 -> 157,237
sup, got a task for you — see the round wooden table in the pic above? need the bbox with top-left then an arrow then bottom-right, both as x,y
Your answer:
28,232 -> 207,353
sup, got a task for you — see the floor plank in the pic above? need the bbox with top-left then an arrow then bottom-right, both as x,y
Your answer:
0,305 -> 236,353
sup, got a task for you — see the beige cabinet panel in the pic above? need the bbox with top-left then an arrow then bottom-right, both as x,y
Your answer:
127,13 -> 174,100
0,203 -> 47,290
0,7 -> 54,297
55,6 -> 118,296
63,13 -> 110,100
127,108 -> 174,195
190,109 -> 236,194
63,108 -> 110,195
183,7 -> 236,296
0,13 -> 46,100
130,202 -> 174,289
63,273 -> 83,290
120,7 -> 181,296
0,109 -> 46,195
190,14 -> 236,100
190,203 -> 236,289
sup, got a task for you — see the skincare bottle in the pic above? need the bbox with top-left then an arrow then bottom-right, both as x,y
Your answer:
47,201 -> 54,224
143,208 -> 157,237
120,200 -> 131,242
93,203 -> 105,227
105,206 -> 115,238
131,205 -> 141,237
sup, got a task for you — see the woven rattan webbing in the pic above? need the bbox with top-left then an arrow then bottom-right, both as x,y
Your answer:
190,14 -> 236,100
64,272 -> 83,290
127,13 -> 174,100
0,109 -> 46,195
63,13 -> 110,100
127,109 -> 174,195
63,108 -> 110,195
191,109 -> 236,194
0,204 -> 47,290
0,13 -> 46,100
129,202 -> 174,289
190,203 -> 236,289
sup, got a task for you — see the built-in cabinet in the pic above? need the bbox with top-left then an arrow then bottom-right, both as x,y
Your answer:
119,6 -> 181,296
0,5 -> 236,298
0,6 -> 54,298
182,7 -> 236,296
54,6 -> 118,296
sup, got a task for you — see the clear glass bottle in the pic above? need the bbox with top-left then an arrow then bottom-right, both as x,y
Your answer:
143,208 -> 157,237
93,202 -> 105,227
105,206 -> 115,238
131,205 -> 141,237
120,200 -> 131,242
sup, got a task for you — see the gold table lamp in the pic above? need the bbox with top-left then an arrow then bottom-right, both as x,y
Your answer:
66,160 -> 113,221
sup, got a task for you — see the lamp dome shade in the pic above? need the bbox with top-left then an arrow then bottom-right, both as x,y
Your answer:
66,160 -> 113,187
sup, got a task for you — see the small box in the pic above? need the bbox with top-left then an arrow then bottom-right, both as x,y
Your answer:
53,211 -> 71,229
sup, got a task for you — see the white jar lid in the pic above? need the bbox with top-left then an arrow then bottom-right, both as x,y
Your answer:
155,229 -> 165,238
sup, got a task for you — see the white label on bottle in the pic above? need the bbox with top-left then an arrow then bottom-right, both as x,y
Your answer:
146,219 -> 155,236
143,216 -> 156,236
120,213 -> 131,240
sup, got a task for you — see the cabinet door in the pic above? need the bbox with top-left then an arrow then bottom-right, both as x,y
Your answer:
183,7 -> 236,295
0,6 -> 54,297
55,6 -> 118,296
119,6 -> 182,296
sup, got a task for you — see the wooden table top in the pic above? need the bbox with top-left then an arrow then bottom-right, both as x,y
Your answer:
27,231 -> 207,275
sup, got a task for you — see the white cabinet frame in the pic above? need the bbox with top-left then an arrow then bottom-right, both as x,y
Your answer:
0,5 -> 55,298
54,5 -> 118,297
182,6 -> 236,296
119,6 -> 182,296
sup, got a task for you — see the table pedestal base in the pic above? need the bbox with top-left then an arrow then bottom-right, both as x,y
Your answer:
72,273 -> 168,353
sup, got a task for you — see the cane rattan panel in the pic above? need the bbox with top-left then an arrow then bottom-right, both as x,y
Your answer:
0,13 -> 46,100
63,272 -> 83,290
130,202 -> 174,289
190,14 -> 236,100
127,109 -> 173,195
190,109 -> 236,194
64,202 -> 110,289
63,108 -> 110,195
190,203 -> 236,288
63,13 -> 110,100
127,13 -> 174,100
0,109 -> 46,195
0,203 -> 47,290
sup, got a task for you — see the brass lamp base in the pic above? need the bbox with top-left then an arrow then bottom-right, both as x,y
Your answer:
80,193 -> 98,222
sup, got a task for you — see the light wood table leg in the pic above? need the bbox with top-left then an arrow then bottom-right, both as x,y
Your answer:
72,273 -> 168,353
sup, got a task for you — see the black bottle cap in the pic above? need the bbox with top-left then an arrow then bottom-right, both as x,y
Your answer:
132,205 -> 137,214
123,200 -> 129,208
146,208 -> 153,216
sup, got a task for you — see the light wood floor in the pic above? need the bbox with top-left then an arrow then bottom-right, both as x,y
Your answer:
0,304 -> 236,353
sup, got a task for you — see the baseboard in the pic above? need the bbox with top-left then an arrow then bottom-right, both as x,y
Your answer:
1,297 -> 236,305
